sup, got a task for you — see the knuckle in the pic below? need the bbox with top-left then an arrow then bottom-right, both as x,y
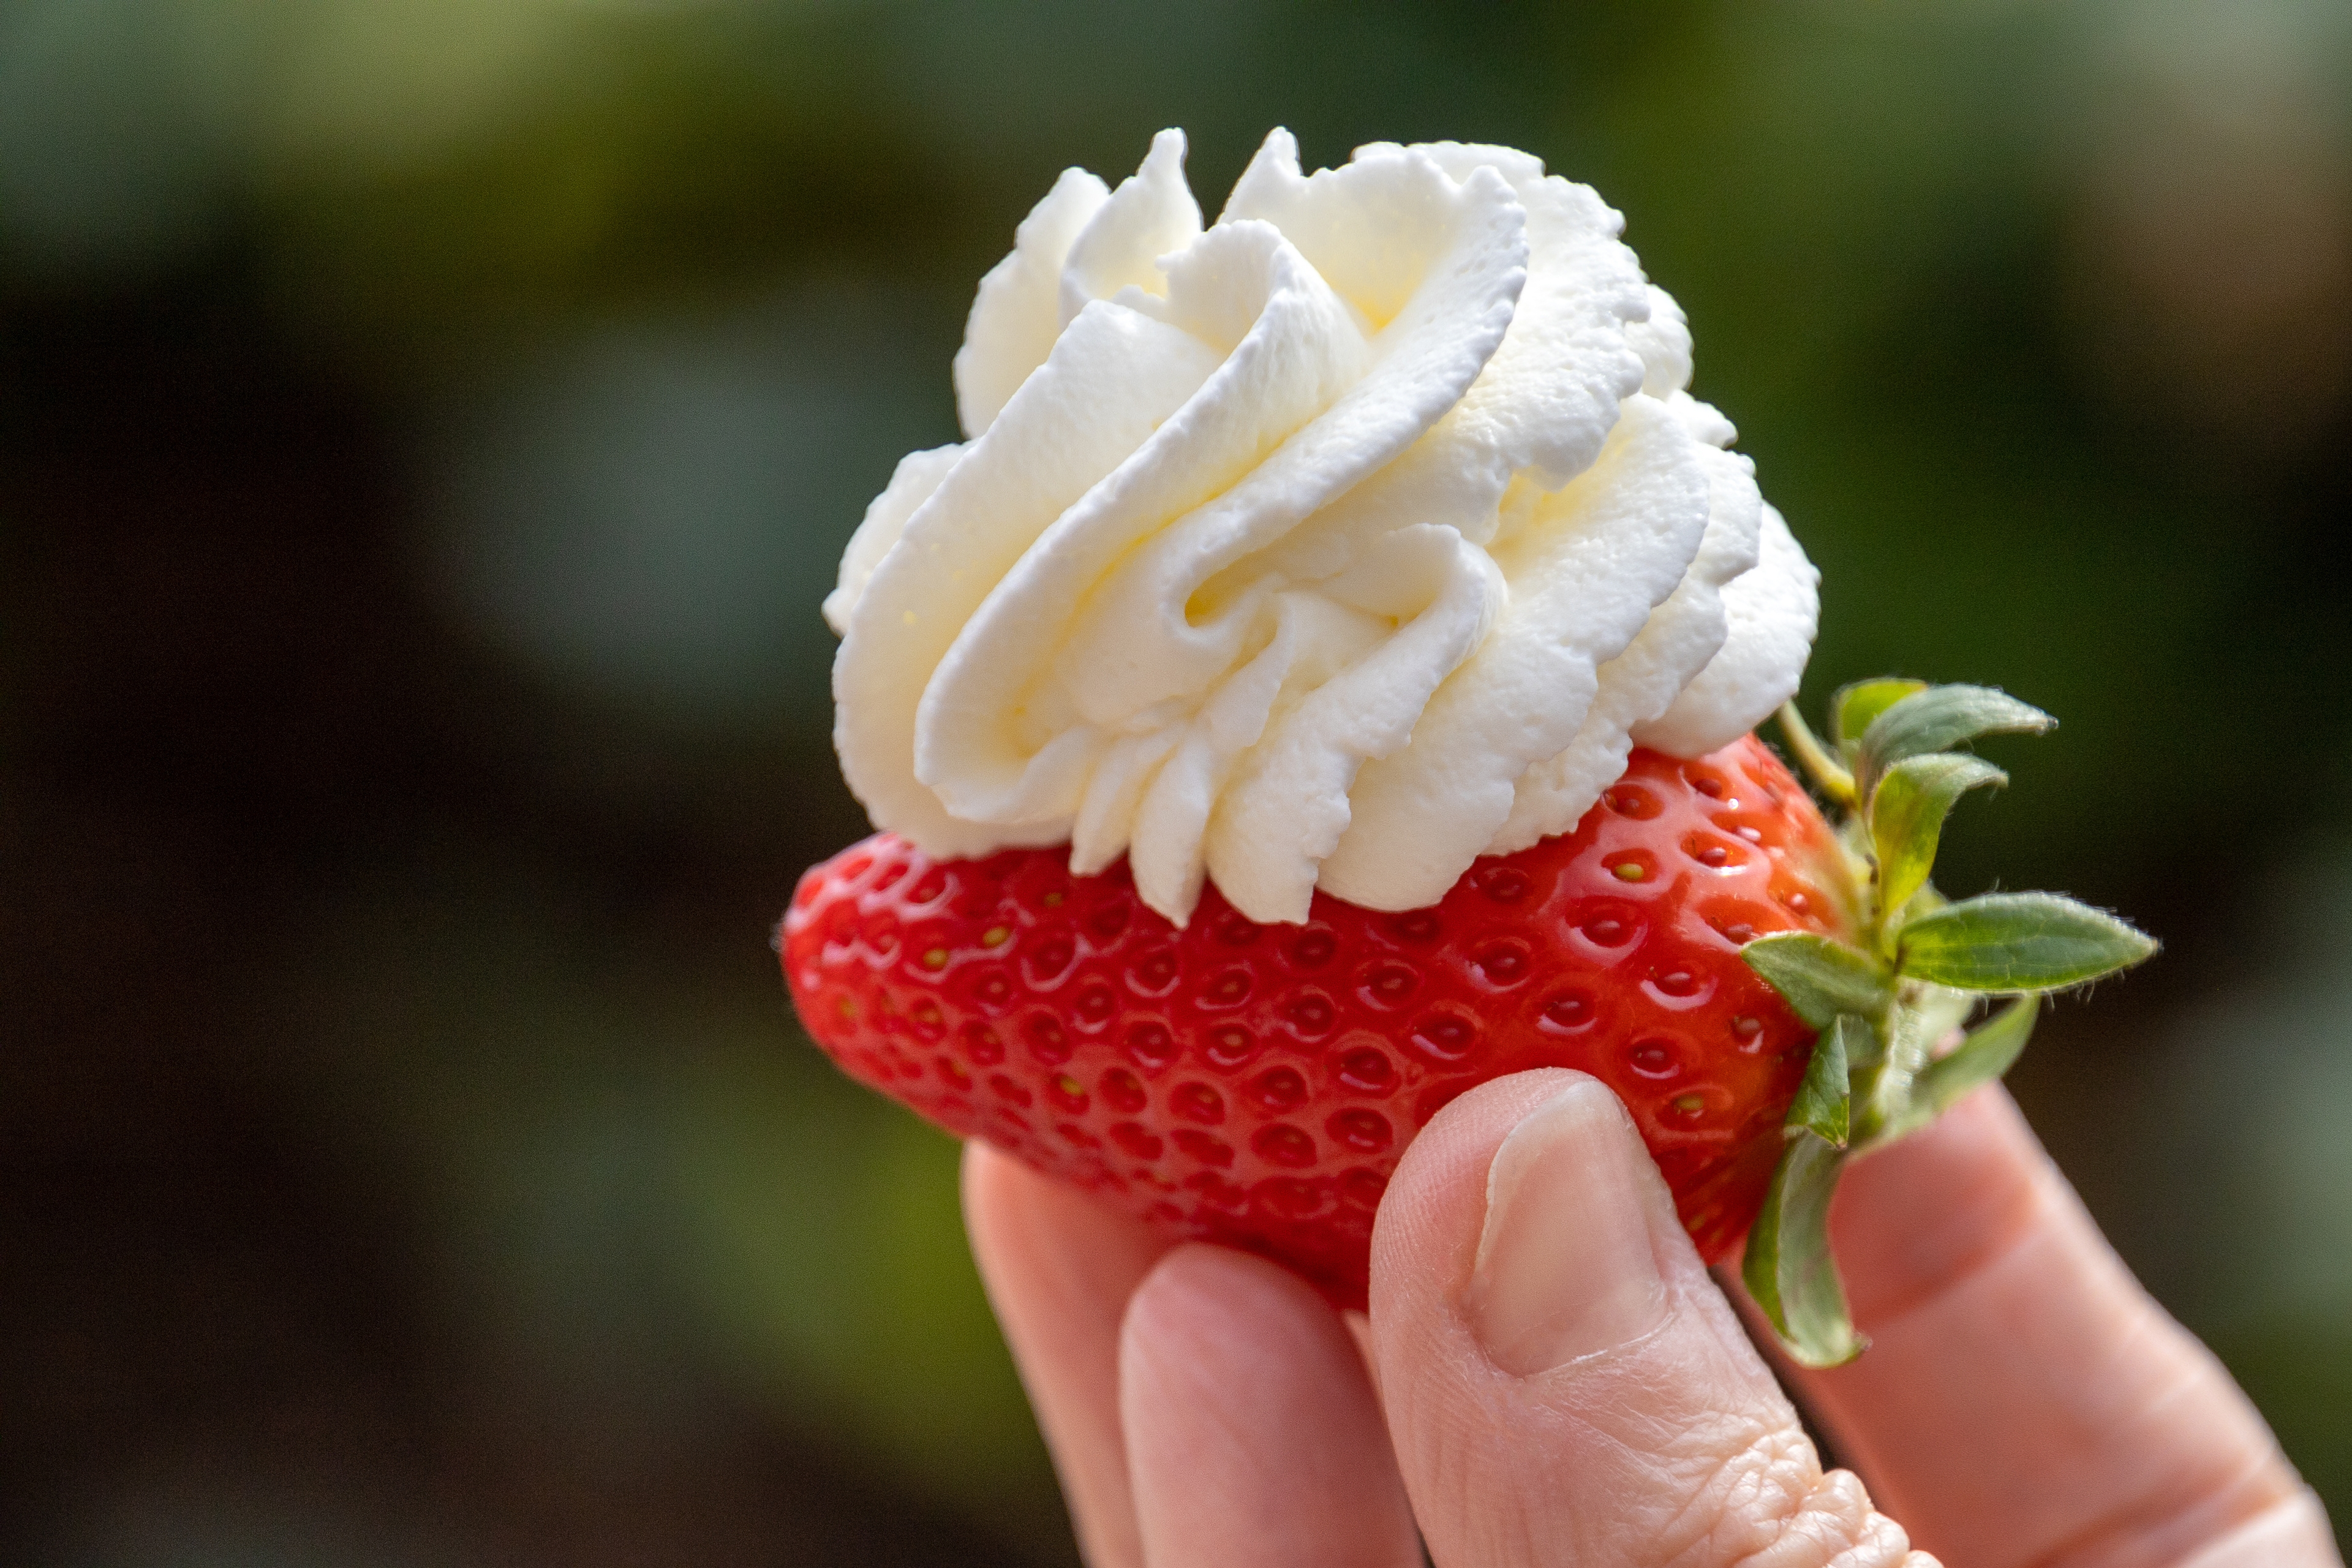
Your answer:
1665,1427 -> 1921,1568
1730,1470 -> 1921,1568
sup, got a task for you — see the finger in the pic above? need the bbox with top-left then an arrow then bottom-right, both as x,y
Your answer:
1119,1245 -> 1422,1568
1370,1069 -> 1932,1568
962,1142 -> 1170,1568
1779,1087 -> 2333,1568
2175,1492 -> 2343,1567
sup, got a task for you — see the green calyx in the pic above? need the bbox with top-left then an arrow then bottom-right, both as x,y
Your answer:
1738,682 -> 2157,1368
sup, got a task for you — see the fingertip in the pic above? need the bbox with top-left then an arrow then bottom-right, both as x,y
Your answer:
960,1142 -> 1166,1568
2173,1488 -> 2343,1568
1366,1071 -> 1840,1567
1120,1246 -> 1354,1420
963,1138 -> 1166,1285
959,1137 -> 1029,1259
1369,1067 -> 1601,1319
1788,1088 -> 2315,1568
959,1137 -> 1019,1238
1120,1246 -> 1420,1568
1123,1245 -> 1310,1360
1827,1084 -> 2047,1330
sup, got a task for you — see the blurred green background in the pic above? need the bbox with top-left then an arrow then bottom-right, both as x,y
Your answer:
4,0 -> 2348,1560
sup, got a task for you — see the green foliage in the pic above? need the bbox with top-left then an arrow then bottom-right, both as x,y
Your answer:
1741,932 -> 1893,1030
1872,753 -> 2007,923
1898,995 -> 2041,1138
1786,1015 -> 1861,1148
1831,677 -> 1926,750
1898,892 -> 2160,991
1746,681 -> 2152,1370
1743,1132 -> 1864,1368
1855,685 -> 2051,802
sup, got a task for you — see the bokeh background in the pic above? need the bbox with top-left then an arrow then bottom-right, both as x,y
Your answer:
5,0 -> 2350,1561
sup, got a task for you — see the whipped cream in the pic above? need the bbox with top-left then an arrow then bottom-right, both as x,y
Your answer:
826,129 -> 1817,926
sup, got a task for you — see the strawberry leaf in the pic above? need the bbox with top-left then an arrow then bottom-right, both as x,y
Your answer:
1871,752 -> 2007,923
1786,1014 -> 1861,1148
1856,686 -> 2051,801
1856,986 -> 1952,1144
1831,679 -> 1926,750
1741,932 -> 1894,1030
1898,993 -> 2040,1134
1896,892 -> 2157,990
1742,1131 -> 1864,1368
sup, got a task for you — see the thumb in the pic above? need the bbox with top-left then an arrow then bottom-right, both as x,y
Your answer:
1368,1070 -> 1932,1568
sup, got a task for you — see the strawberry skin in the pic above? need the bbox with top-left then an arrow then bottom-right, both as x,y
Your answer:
782,736 -> 1853,1310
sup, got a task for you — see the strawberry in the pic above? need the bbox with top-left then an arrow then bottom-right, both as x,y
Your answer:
782,684 -> 2157,1364
785,734 -> 1846,1307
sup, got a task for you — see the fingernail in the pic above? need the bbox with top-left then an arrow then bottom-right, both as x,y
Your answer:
1464,1077 -> 1673,1374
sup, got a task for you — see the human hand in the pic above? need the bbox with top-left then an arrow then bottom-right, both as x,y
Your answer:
963,1071 -> 2340,1567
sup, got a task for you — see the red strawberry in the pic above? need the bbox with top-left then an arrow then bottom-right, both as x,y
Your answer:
782,734 -> 1852,1311
785,682 -> 2158,1364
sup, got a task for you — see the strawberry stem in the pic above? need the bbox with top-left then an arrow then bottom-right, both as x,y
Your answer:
1774,701 -> 1855,807
1739,680 -> 2155,1367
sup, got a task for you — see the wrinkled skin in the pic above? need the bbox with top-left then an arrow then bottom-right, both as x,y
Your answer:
966,1073 -> 2339,1568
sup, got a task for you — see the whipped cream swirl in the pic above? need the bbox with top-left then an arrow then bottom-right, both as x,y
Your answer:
826,129 -> 1817,926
